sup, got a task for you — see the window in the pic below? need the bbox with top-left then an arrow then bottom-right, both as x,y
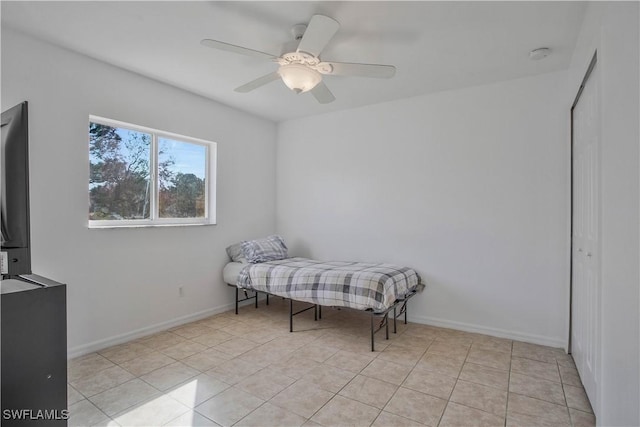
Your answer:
88,116 -> 215,227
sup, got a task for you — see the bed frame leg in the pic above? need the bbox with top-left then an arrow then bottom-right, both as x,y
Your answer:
235,288 -> 239,315
255,292 -> 258,309
319,305 -> 322,319
314,305 -> 318,321
393,307 -> 397,333
385,313 -> 389,340
266,294 -> 269,306
370,315 -> 375,352
289,299 -> 293,332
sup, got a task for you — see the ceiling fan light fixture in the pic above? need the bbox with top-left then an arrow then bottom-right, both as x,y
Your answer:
278,63 -> 322,93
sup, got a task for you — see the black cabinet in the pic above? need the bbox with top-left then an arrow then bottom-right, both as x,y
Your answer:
1,276 -> 67,426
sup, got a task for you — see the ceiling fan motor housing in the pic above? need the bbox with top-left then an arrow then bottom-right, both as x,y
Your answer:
278,52 -> 333,74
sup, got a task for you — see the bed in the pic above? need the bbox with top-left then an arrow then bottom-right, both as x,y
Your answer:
223,236 -> 423,351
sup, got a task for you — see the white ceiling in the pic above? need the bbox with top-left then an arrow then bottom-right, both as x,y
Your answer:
1,1 -> 586,122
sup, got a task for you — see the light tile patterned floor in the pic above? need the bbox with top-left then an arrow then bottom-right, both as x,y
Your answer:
67,299 -> 595,427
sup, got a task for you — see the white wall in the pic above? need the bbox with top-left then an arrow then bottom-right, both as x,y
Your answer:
276,71 -> 569,347
568,2 -> 640,425
1,29 -> 278,357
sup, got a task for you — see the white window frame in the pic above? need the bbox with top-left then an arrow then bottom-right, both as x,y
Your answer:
88,115 -> 216,228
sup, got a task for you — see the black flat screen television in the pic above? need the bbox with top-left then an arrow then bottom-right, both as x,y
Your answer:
1,101 -> 31,278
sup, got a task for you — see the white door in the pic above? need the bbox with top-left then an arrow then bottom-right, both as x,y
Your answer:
571,57 -> 600,413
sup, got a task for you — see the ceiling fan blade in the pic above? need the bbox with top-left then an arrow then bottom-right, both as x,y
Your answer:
296,15 -> 339,57
234,72 -> 281,93
323,61 -> 396,78
310,81 -> 336,104
200,39 -> 277,61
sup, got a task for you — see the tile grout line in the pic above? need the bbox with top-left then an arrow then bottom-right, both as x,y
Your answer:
299,325 -> 404,426
88,327 -> 236,426
557,356 -> 574,426
231,325 -> 330,427
189,317 -> 297,426
372,331 -> 437,424
368,325 -> 434,426
368,328 -> 434,426
106,363 -> 193,425
447,342 -> 513,421
436,336 -> 474,427
504,340 -> 514,427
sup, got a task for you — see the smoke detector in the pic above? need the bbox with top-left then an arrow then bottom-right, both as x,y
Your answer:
529,48 -> 551,60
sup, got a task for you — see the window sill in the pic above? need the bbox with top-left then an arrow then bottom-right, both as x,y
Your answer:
88,221 -> 216,229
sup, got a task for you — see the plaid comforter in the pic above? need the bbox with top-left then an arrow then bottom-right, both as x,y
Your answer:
236,257 -> 422,312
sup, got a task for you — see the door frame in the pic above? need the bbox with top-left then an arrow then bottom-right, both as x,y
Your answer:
569,50 -> 598,354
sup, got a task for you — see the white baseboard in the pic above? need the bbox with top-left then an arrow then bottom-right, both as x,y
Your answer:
68,301 -> 239,359
408,313 -> 567,349
69,299 -> 566,359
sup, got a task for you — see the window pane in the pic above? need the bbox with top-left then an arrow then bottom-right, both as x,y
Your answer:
158,138 -> 207,219
89,122 -> 151,220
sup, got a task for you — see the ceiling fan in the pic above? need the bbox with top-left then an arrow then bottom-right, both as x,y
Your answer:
200,14 -> 396,104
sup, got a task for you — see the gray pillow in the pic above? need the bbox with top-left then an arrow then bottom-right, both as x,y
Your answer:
240,235 -> 288,263
226,242 -> 247,263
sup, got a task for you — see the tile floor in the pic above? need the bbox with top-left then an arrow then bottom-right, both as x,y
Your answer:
68,299 -> 595,426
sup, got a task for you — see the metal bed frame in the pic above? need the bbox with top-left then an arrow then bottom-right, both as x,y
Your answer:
227,283 -> 272,314
227,283 -> 260,314
229,282 -> 418,351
